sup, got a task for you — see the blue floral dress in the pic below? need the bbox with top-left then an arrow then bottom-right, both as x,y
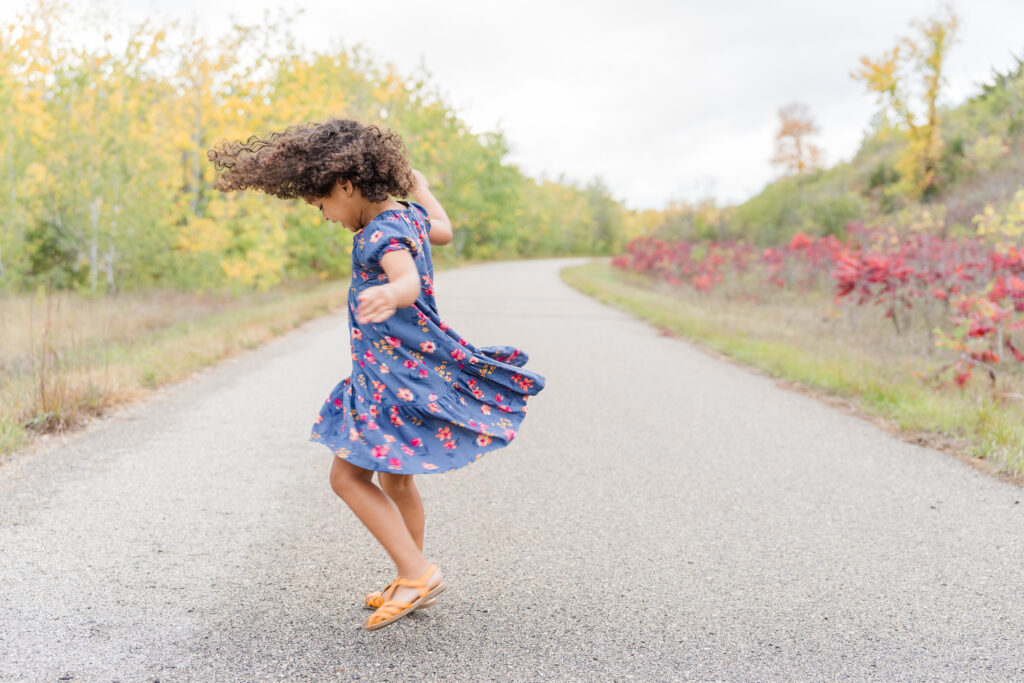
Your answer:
309,200 -> 546,474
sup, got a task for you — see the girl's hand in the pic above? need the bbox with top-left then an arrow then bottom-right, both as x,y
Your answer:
411,168 -> 428,192
355,285 -> 399,324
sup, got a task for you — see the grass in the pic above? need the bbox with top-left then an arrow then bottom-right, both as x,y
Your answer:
560,258 -> 1024,484
0,259 -> 477,464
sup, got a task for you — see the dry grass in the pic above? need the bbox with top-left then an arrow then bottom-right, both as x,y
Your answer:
1,258 -> 478,463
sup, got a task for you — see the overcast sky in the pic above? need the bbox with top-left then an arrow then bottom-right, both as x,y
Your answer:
5,0 -> 1024,210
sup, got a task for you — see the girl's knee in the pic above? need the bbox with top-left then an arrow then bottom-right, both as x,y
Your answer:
379,471 -> 415,494
329,457 -> 372,496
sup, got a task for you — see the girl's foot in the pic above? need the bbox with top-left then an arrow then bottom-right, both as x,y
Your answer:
364,563 -> 447,631
388,564 -> 444,606
365,581 -> 437,610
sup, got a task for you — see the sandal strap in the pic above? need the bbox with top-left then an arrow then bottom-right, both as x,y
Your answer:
369,598 -> 415,622
393,564 -> 437,591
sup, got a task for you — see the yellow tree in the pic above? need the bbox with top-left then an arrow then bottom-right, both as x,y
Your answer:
851,5 -> 959,200
41,11 -> 174,293
770,102 -> 823,176
0,1 -> 60,287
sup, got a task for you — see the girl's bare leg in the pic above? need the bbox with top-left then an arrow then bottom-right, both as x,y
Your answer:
329,456 -> 442,605
378,471 -> 425,552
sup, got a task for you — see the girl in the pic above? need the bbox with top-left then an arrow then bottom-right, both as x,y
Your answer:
207,118 -> 546,631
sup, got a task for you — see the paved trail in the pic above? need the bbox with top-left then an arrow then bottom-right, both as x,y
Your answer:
2,258 -> 1022,681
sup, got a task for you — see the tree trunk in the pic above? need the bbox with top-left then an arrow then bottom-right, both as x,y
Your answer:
89,198 -> 100,293
106,175 -> 119,292
106,206 -> 117,292
3,126 -> 16,281
190,83 -> 205,217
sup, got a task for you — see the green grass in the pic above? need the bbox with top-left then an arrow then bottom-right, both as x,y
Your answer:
561,259 -> 1024,482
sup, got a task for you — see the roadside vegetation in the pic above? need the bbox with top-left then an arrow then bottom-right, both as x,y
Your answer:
569,6 -> 1024,481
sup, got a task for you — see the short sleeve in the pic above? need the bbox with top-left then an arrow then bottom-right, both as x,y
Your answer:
357,218 -> 420,268
408,201 -> 431,234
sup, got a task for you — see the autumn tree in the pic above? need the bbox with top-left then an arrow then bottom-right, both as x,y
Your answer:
770,102 -> 824,177
851,5 -> 959,200
1,0 -> 629,294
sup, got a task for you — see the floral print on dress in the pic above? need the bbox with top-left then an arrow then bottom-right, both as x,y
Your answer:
308,200 -> 546,474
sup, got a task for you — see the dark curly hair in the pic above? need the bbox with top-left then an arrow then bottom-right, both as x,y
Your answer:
207,118 -> 414,201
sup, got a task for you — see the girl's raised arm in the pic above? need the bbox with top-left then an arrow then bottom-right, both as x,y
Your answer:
410,169 -> 454,246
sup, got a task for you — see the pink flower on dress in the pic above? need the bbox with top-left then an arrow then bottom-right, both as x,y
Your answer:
480,405 -> 491,415
369,230 -> 383,243
348,427 -> 360,441
459,338 -> 468,346
420,341 -> 436,353
476,434 -> 492,447
419,368 -> 429,378
401,444 -> 414,456
443,440 -> 457,450
435,426 -> 453,441
511,374 -> 534,391
333,398 -> 342,409
379,363 -> 390,374
352,328 -> 363,339
428,393 -> 438,401
410,437 -> 424,447
388,457 -> 403,469
494,393 -> 503,402
450,349 -> 466,361
503,428 -> 516,440
403,359 -> 419,369
439,321 -> 449,331
396,387 -> 414,401
498,405 -> 513,413
369,405 -> 379,419
423,463 -> 438,470
372,444 -> 389,459
364,349 -> 376,362
385,336 -> 402,347
426,402 -> 441,413
366,420 -> 379,430
383,434 -> 396,443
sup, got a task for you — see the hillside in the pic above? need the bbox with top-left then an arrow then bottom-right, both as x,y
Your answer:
687,56 -> 1024,245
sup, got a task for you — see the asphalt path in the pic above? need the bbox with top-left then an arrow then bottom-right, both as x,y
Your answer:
1,257 -> 1022,681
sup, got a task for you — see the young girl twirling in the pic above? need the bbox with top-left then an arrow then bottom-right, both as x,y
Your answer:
208,118 -> 546,631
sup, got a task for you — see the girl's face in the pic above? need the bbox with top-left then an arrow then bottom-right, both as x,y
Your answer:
305,179 -> 364,232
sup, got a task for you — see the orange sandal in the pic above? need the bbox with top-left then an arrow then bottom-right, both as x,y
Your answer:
364,563 -> 448,631
364,579 -> 437,610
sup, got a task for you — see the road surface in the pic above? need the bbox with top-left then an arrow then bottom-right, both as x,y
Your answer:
2,257 -> 1022,681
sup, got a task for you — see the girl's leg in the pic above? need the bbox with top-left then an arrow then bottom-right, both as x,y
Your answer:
378,472 -> 425,552
329,456 -> 442,603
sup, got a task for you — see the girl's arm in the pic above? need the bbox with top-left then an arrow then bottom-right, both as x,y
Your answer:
354,249 -> 420,324
410,169 -> 454,246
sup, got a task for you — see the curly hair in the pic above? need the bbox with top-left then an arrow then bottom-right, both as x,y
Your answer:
207,118 -> 415,202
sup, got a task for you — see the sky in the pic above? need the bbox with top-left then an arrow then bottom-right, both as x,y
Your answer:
4,0 -> 1024,211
